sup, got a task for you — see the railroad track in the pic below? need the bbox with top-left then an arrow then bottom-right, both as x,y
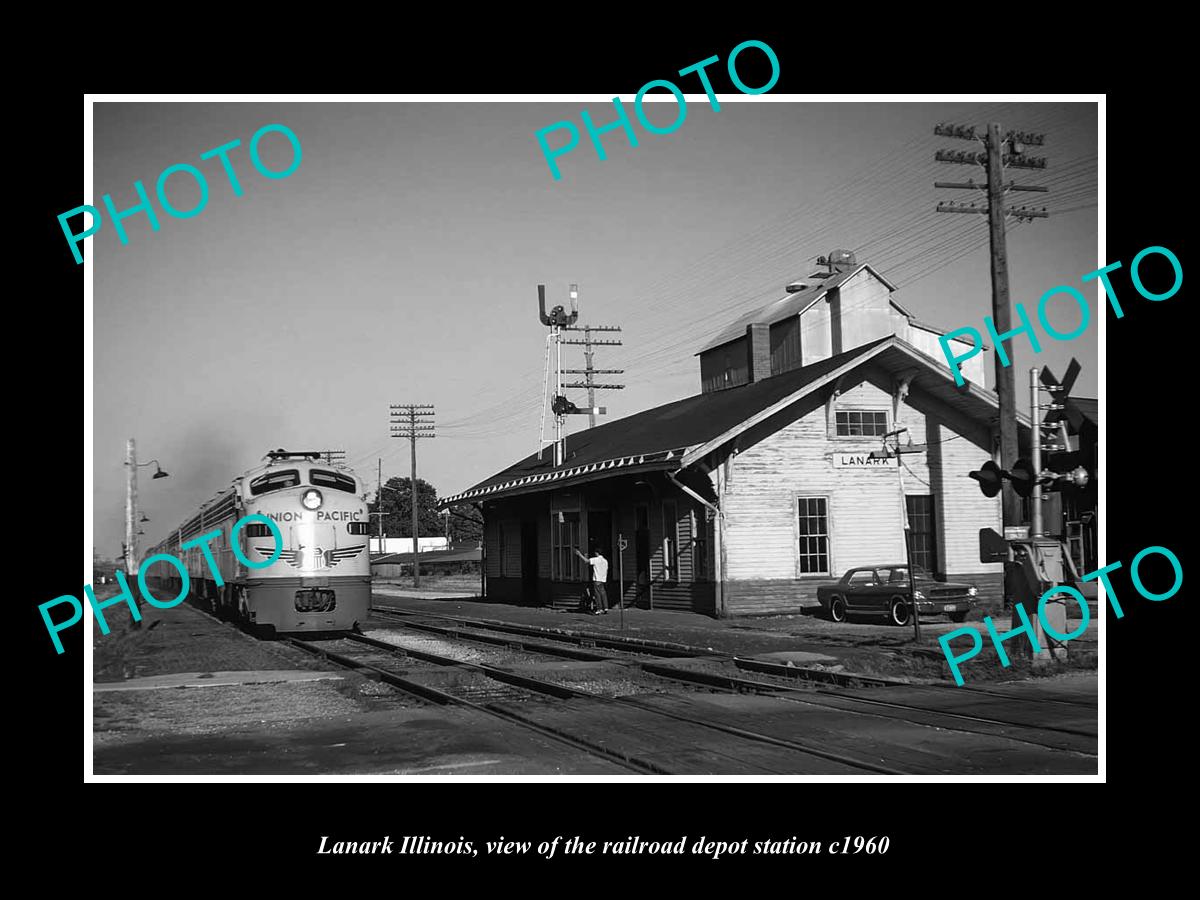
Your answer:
285,635 -> 668,774
287,631 -> 905,775
371,604 -> 902,688
368,605 -> 1097,756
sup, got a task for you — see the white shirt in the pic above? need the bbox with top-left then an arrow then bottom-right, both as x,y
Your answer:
589,555 -> 609,583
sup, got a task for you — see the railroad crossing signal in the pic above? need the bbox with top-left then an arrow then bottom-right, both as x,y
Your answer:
970,456 -> 1089,498
1037,358 -> 1092,492
969,357 -> 1091,499
969,460 -> 1005,497
1009,458 -> 1036,498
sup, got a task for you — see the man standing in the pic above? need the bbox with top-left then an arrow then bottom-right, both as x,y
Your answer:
574,544 -> 610,615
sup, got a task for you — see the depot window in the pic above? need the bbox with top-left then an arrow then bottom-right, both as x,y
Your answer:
310,469 -> 356,493
662,500 -> 679,582
249,470 -> 300,496
835,410 -> 888,437
796,496 -> 831,575
550,510 -> 584,582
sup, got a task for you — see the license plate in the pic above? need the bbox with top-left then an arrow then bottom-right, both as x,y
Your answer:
295,589 -> 335,612
943,604 -> 958,612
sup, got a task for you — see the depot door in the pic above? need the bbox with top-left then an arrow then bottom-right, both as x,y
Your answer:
905,495 -> 939,575
521,521 -> 539,605
634,505 -> 650,607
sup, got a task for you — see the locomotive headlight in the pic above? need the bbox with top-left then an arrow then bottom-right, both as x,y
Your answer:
301,488 -> 323,510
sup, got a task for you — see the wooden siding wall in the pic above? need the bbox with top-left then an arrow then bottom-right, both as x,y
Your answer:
699,336 -> 749,393
798,299 -> 833,366
481,482 -> 716,614
484,517 -> 501,578
904,321 -> 987,386
769,316 -> 802,375
483,516 -> 523,579
715,370 -> 1003,615
833,269 -> 893,353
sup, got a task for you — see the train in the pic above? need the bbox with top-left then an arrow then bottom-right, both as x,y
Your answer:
146,449 -> 372,634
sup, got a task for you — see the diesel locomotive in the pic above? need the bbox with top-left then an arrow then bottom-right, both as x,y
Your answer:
146,449 -> 372,634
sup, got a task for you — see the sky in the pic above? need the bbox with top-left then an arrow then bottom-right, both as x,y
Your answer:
92,99 -> 1098,559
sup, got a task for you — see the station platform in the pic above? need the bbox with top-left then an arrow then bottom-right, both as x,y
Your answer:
371,584 -> 1100,679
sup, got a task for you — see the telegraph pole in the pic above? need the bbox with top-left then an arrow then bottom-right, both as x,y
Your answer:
125,438 -> 138,576
390,404 -> 435,587
318,449 -> 346,466
562,322 -> 624,429
372,457 -> 386,554
584,325 -> 596,428
934,122 -> 1048,535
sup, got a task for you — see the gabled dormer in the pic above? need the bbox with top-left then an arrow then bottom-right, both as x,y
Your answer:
696,250 -> 985,392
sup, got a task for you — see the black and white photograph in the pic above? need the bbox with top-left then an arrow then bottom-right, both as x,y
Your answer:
75,91 -> 1111,781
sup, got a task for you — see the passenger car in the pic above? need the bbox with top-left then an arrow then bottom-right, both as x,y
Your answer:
815,564 -> 977,625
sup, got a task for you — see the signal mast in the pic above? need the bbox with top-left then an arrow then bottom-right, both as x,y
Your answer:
536,284 -> 622,465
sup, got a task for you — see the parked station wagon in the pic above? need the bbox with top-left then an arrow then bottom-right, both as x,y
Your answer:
815,564 -> 978,626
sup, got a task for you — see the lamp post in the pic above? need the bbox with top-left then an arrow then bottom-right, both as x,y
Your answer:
874,428 -> 927,643
124,438 -> 169,576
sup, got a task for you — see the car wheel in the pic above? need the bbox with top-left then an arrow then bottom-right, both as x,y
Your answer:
888,597 -> 911,627
948,611 -> 968,623
829,595 -> 847,623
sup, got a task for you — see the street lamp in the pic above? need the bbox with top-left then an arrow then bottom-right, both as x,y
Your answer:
136,459 -> 170,479
124,439 -> 170,576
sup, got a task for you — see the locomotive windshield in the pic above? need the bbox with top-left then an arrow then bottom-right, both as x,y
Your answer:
310,469 -> 356,493
249,469 -> 300,495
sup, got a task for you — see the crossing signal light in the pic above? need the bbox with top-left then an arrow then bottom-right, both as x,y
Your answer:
969,459 -> 1039,498
969,460 -> 1004,498
1009,458 -> 1036,498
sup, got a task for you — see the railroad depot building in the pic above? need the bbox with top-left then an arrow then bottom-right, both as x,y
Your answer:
441,256 -> 1031,616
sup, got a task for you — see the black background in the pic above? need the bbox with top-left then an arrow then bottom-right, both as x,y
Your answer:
24,22 -> 1186,882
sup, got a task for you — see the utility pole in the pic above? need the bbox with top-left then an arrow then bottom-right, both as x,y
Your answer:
389,404 -> 435,587
125,438 -> 138,576
934,122 -> 1049,538
319,449 -> 346,466
1029,368 -> 1044,538
585,325 -> 596,427
373,457 -> 385,554
562,319 -> 624,429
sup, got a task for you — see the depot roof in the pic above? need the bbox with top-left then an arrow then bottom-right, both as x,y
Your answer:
440,335 -> 1031,508
698,263 -> 914,354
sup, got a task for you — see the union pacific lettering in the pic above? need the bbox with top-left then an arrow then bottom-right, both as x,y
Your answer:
257,510 -> 363,522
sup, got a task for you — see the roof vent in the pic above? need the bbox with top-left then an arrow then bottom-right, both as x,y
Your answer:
785,281 -> 809,293
816,249 -> 857,273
